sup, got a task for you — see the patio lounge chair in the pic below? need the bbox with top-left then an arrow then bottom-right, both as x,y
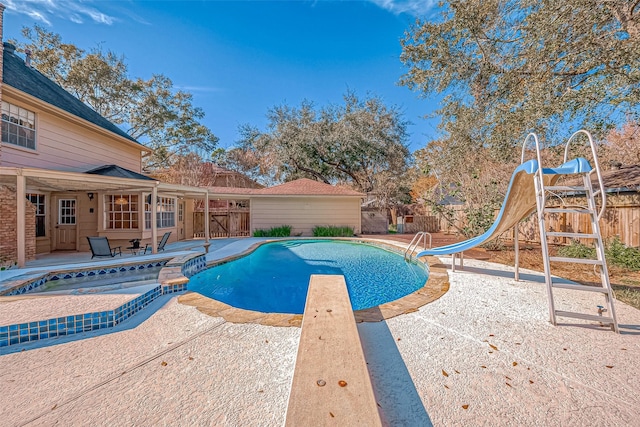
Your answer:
87,236 -> 122,259
144,231 -> 171,254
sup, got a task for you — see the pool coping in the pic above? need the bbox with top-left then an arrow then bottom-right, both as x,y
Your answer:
178,238 -> 450,327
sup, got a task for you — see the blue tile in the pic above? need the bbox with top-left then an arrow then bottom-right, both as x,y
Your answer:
0,339 -> 8,347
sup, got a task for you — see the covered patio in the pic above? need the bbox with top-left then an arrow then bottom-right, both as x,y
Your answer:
0,166 -> 216,267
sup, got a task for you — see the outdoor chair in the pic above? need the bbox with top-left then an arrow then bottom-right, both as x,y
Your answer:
144,231 -> 171,254
87,236 -> 122,259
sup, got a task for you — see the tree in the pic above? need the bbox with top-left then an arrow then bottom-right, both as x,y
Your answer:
12,25 -> 218,169
401,0 -> 640,157
227,91 -> 412,208
601,121 -> 640,167
400,1 -> 639,237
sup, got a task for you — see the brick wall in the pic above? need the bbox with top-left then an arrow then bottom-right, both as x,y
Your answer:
0,185 -> 37,265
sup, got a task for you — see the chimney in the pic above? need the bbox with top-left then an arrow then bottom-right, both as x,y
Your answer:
0,3 -> 5,165
25,48 -> 31,67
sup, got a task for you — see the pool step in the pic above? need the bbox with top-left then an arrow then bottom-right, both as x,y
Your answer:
285,275 -> 382,426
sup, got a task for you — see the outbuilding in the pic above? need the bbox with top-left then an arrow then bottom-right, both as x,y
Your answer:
249,178 -> 364,236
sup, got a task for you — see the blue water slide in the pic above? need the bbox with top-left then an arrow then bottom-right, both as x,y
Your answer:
415,157 -> 592,258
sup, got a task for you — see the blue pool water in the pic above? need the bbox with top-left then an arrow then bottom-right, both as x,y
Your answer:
188,240 -> 429,314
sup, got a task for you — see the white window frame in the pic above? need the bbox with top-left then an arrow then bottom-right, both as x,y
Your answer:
2,101 -> 36,150
26,193 -> 46,237
145,195 -> 176,229
105,194 -> 139,230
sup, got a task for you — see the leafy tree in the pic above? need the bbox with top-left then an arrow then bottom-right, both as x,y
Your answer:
400,1 -> 639,236
12,25 -> 218,169
601,121 -> 640,167
226,92 -> 412,208
401,0 -> 640,156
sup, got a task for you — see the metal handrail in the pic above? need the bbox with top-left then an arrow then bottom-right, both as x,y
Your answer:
404,231 -> 432,261
563,130 -> 607,220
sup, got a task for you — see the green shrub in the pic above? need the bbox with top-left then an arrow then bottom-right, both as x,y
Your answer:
605,236 -> 640,271
557,237 -> 640,271
312,226 -> 354,237
252,225 -> 292,237
557,240 -> 596,259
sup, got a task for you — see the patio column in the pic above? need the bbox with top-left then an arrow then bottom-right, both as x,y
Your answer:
16,172 -> 25,267
204,191 -> 210,242
151,185 -> 158,254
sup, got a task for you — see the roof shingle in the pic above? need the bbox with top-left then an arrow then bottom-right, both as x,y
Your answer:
252,178 -> 364,196
2,43 -> 142,146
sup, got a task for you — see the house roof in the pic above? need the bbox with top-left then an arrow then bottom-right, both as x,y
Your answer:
252,178 -> 364,196
2,43 -> 142,147
565,165 -> 640,193
85,165 -> 154,181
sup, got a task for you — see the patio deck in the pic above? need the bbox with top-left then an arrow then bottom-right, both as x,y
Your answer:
1,238 -> 639,426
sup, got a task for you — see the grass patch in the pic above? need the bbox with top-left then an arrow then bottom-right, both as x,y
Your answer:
557,240 -> 596,259
613,285 -> 640,311
312,226 -> 354,237
253,225 -> 292,237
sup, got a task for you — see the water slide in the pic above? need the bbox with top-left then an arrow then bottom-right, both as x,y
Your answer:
415,157 -> 593,258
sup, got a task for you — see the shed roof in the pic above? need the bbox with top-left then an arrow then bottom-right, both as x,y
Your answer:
565,165 -> 640,192
252,178 -> 364,196
2,43 -> 143,147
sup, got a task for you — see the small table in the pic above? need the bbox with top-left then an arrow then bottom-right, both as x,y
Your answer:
127,239 -> 142,255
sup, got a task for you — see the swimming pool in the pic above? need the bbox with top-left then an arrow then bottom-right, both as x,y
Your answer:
188,239 -> 429,314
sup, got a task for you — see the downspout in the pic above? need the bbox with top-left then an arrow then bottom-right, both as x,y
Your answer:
151,184 -> 158,254
16,170 -> 25,267
204,190 -> 210,242
0,3 -> 5,165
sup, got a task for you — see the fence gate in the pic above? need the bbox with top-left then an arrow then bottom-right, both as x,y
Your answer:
193,201 -> 250,238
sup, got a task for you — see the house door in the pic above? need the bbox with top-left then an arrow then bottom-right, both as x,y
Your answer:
55,198 -> 77,250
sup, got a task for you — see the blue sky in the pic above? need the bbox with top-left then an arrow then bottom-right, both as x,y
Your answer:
3,0 -> 441,152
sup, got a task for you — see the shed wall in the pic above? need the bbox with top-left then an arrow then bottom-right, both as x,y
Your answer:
251,197 -> 361,236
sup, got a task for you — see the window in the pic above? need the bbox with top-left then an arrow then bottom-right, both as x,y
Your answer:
2,101 -> 36,149
178,201 -> 184,222
106,194 -> 139,229
144,196 -> 175,229
26,193 -> 46,237
59,199 -> 76,225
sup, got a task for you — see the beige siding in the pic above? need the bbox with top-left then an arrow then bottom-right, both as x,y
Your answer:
251,197 -> 361,236
1,93 -> 142,172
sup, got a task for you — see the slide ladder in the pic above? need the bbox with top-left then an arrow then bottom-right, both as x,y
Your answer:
530,131 -> 619,332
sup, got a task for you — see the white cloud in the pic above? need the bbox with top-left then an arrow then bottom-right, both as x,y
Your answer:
4,0 -> 117,26
368,0 -> 439,17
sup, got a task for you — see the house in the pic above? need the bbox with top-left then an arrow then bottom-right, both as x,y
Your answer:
0,7 -> 364,267
0,6 -> 212,267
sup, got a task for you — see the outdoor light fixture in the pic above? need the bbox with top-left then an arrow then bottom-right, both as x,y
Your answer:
115,196 -> 128,205
87,192 -> 94,201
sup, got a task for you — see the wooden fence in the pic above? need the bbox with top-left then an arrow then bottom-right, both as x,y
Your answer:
406,193 -> 640,247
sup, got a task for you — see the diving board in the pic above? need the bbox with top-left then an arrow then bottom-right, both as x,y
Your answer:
285,275 -> 382,426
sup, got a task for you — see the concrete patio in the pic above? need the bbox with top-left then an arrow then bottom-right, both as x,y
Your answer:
1,239 -> 639,426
